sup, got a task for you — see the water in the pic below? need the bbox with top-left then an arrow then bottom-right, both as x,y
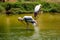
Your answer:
29,23 -> 40,40
13,23 -> 40,40
0,18 -> 40,40
0,13 -> 60,40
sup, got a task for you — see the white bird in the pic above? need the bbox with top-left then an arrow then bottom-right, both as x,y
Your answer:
34,4 -> 42,12
18,16 -> 37,29
18,16 -> 35,22
34,4 -> 42,18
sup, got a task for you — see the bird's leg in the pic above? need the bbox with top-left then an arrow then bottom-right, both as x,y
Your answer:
26,22 -> 29,30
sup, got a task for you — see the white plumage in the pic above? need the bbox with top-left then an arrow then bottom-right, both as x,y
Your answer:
23,16 -> 32,19
34,4 -> 41,12
18,16 -> 34,21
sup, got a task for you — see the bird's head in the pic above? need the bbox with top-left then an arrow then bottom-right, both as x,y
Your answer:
18,17 -> 23,21
39,4 -> 42,7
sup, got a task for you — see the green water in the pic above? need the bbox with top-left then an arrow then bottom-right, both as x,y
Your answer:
0,13 -> 60,40
0,29 -> 60,40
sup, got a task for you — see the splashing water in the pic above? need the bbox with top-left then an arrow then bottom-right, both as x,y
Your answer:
33,23 -> 39,32
29,23 -> 40,40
